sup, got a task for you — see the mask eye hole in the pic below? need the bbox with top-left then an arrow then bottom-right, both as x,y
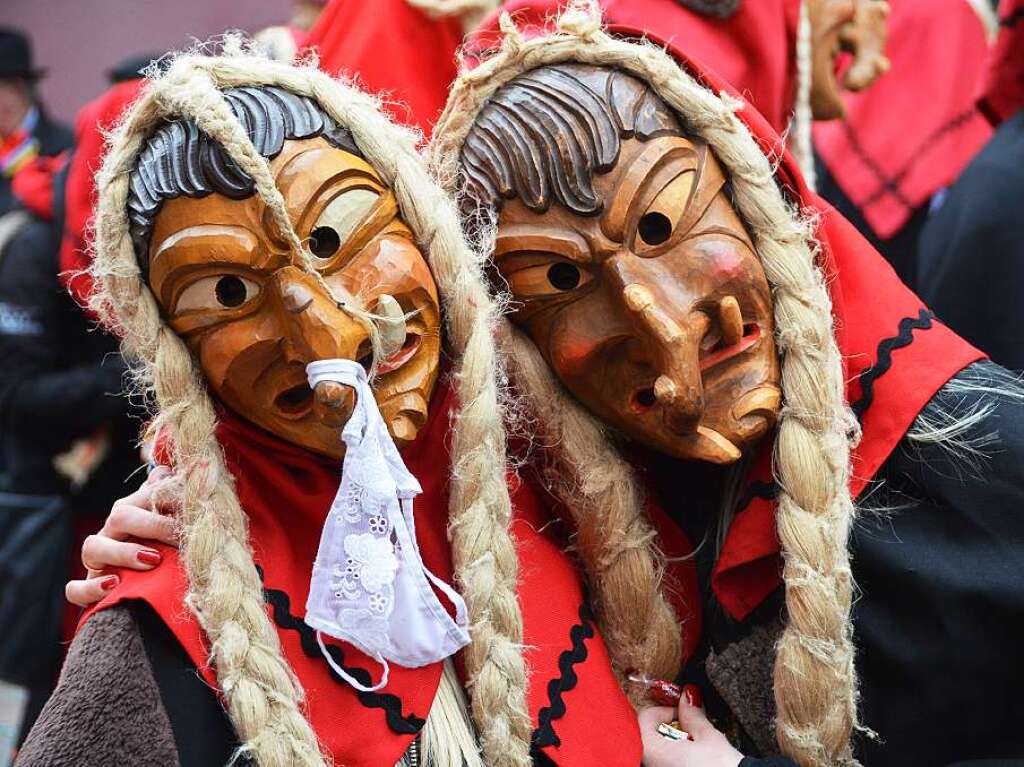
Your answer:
547,262 -> 582,291
309,226 -> 342,259
638,212 -> 672,246
215,275 -> 248,308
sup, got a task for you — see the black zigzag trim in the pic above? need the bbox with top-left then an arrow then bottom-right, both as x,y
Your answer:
851,309 -> 935,421
1001,7 -> 1024,26
737,479 -> 780,512
256,568 -> 425,734
531,601 -> 596,749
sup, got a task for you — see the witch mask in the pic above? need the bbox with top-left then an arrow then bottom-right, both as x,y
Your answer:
131,87 -> 441,457
462,64 -> 781,464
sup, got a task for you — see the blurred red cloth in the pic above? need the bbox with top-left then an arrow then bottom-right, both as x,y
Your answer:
471,0 -> 801,135
59,79 -> 144,310
303,0 -> 464,136
979,0 -> 1024,125
10,151 -> 66,220
814,0 -> 993,240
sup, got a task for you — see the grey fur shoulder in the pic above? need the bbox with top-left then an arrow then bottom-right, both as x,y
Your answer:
16,605 -> 179,767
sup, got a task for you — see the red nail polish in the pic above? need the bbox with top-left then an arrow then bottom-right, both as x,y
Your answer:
683,684 -> 702,708
648,679 -> 682,706
100,575 -> 119,591
137,549 -> 162,566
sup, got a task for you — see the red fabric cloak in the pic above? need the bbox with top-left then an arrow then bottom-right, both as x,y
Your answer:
813,0 -> 993,240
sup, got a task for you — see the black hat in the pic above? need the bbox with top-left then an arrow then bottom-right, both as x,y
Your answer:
106,52 -> 166,84
0,27 -> 46,81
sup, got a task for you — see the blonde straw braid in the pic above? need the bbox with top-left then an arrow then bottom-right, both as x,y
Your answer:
502,323 -> 683,694
92,48 -> 533,767
429,4 -> 860,765
92,69 -> 324,767
185,54 -> 534,766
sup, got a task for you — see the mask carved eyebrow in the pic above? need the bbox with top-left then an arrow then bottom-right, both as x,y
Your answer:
600,137 -> 700,244
128,85 -> 362,274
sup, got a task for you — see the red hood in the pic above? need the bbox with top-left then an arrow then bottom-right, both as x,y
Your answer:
471,0 -> 800,135
979,0 -> 1024,125
466,10 -> 986,619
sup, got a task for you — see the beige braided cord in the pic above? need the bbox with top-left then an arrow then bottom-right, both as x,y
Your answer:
501,323 -> 684,694
429,3 -> 861,765
92,49 -> 531,767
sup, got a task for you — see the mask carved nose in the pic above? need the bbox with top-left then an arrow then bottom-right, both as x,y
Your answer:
281,282 -> 314,314
621,282 -> 707,435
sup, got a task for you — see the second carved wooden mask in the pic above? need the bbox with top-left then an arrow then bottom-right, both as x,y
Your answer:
461,64 -> 782,464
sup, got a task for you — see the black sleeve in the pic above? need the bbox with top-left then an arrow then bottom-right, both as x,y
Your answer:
133,603 -> 241,767
851,362 -> 1024,767
0,218 -> 127,446
739,758 -> 798,767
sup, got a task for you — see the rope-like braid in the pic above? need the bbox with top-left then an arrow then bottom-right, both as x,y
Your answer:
791,0 -> 817,189
186,56 -> 534,765
429,5 -> 860,765
502,324 -> 683,694
92,49 -> 533,767
92,83 -> 324,766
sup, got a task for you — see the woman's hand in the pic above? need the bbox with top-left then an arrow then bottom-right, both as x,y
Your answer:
639,686 -> 744,767
65,466 -> 180,607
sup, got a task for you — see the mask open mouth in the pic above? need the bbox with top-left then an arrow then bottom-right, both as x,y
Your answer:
700,323 -> 761,371
275,382 -> 314,418
377,332 -> 421,374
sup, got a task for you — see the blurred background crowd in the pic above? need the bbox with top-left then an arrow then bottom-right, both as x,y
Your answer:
0,0 -> 1020,764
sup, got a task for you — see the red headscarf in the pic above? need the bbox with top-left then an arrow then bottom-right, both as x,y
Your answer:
472,0 -> 801,135
86,381 -> 693,765
60,79 -> 145,310
813,0 -> 993,240
302,0 -> 465,136
978,0 -> 1024,125
466,11 -> 986,620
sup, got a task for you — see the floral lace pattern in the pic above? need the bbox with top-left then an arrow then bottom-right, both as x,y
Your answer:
304,359 -> 470,693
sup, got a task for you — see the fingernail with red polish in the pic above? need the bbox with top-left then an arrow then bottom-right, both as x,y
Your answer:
101,575 -> 119,591
683,684 -> 702,707
137,549 -> 162,566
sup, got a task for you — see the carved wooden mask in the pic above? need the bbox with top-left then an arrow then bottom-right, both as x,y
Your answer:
145,136 -> 441,457
464,65 -> 781,464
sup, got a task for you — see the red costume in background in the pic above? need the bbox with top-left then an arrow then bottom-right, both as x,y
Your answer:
978,0 -> 1024,125
59,79 -> 144,309
813,0 -> 993,242
303,0 -> 464,136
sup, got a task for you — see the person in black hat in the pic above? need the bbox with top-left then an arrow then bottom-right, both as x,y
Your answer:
0,27 -> 72,217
